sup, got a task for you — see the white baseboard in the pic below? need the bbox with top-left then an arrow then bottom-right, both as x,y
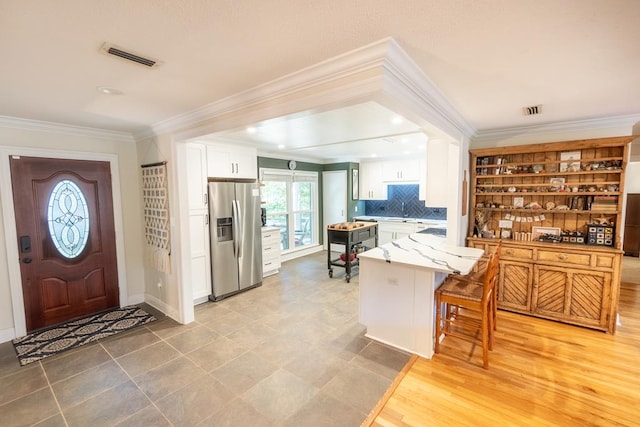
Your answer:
281,244 -> 323,262
193,295 -> 209,306
0,328 -> 16,344
127,293 -> 146,306
144,294 -> 180,322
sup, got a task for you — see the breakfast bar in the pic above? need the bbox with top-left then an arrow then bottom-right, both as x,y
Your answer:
357,233 -> 483,358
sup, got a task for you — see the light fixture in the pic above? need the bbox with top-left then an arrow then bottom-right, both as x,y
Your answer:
370,153 -> 377,158
246,126 -> 257,134
97,86 -> 122,95
391,115 -> 403,125
278,144 -> 285,149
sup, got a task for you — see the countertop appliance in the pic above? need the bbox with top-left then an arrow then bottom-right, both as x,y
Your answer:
208,180 -> 262,301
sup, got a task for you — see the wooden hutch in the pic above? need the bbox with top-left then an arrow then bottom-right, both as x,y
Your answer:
468,136 -> 633,333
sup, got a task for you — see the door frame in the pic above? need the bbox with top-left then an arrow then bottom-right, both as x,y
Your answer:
322,170 -> 347,251
0,146 -> 128,338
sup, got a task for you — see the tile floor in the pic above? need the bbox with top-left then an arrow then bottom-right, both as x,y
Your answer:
0,251 -> 410,426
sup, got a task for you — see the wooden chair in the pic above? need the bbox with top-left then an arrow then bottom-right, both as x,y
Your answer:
434,243 -> 501,369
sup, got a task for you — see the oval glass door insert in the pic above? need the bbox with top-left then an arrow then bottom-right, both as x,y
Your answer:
47,179 -> 90,258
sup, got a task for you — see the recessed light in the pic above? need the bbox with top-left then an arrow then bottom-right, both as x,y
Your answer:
97,86 -> 122,95
391,115 -> 403,125
371,153 -> 377,158
246,126 -> 257,134
278,144 -> 285,149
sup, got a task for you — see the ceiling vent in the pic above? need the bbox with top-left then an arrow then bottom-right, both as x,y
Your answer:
523,105 -> 542,116
100,43 -> 161,68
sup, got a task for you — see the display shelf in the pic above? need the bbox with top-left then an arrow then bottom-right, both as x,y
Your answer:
468,136 -> 633,334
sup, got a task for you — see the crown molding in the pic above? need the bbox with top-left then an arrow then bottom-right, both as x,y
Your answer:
0,115 -> 135,143
139,38 -> 395,141
138,37 -> 476,144
381,39 -> 476,141
471,113 -> 640,144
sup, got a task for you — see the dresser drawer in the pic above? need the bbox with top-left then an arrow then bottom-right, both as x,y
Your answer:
594,253 -> 617,269
537,249 -> 591,267
501,246 -> 534,261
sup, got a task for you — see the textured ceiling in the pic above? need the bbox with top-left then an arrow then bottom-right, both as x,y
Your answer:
1,1 -> 639,147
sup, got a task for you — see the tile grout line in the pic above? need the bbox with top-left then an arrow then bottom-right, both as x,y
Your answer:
100,340 -> 177,426
39,360 -> 70,427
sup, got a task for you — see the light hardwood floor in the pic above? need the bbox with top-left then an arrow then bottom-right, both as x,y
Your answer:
367,262 -> 640,426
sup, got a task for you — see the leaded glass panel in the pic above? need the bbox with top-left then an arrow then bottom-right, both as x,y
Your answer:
47,179 -> 90,258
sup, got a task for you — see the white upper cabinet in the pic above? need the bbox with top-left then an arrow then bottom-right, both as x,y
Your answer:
186,143 -> 208,210
206,143 -> 257,179
418,158 -> 426,201
382,159 -> 420,182
359,161 -> 388,200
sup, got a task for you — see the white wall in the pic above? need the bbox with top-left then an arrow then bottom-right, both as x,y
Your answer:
626,162 -> 640,193
0,122 -> 145,340
135,134 -> 183,320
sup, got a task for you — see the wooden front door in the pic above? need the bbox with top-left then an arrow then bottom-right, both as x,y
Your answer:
10,156 -> 119,332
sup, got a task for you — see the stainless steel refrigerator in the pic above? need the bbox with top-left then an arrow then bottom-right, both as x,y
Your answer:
208,180 -> 263,301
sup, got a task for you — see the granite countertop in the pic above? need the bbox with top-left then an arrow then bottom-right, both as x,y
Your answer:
353,216 -> 447,226
357,233 -> 482,274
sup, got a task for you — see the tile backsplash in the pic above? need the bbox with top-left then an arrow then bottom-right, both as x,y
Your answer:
364,184 -> 446,219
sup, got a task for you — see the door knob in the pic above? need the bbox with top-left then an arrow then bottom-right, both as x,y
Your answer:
22,257 -> 32,264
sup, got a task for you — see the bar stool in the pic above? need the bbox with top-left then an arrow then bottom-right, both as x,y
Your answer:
434,243 -> 501,369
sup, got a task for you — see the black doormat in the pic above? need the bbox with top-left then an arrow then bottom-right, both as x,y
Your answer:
12,306 -> 156,366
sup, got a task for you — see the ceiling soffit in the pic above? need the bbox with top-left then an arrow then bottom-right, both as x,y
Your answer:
144,37 -> 475,144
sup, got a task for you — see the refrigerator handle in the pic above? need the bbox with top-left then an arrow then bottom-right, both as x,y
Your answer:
235,200 -> 243,257
232,200 -> 239,257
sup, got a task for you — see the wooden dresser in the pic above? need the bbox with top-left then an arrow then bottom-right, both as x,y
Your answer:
468,136 -> 633,333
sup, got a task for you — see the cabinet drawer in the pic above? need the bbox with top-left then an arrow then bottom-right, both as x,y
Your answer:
501,246 -> 534,261
355,226 -> 376,242
537,249 -> 591,267
594,254 -> 616,269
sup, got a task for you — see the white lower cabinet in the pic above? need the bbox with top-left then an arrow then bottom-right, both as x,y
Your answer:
262,227 -> 282,277
377,221 -> 414,245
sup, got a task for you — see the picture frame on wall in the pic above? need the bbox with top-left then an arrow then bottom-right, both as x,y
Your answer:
352,169 -> 359,200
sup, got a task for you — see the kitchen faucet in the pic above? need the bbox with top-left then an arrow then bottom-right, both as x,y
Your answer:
401,202 -> 409,217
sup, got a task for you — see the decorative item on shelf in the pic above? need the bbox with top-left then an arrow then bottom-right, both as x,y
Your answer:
593,215 -> 614,225
550,177 -> 565,191
513,197 -> 524,208
532,164 -> 544,173
586,223 -> 615,246
545,201 -> 555,210
474,209 -> 490,237
561,230 -> 585,244
531,226 -> 562,241
560,151 -> 581,172
526,202 -> 542,209
538,233 -> 563,243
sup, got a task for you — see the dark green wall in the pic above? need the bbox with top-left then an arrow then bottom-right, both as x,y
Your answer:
258,157 -> 361,245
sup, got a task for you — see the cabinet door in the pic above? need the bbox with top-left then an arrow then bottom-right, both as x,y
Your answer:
360,162 -> 387,200
498,260 -> 533,311
533,265 -> 611,328
206,145 -> 233,178
532,266 -> 568,318
568,270 -> 611,327
206,144 -> 257,179
382,159 -> 420,182
233,146 -> 258,179
186,144 -> 208,210
377,221 -> 412,244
